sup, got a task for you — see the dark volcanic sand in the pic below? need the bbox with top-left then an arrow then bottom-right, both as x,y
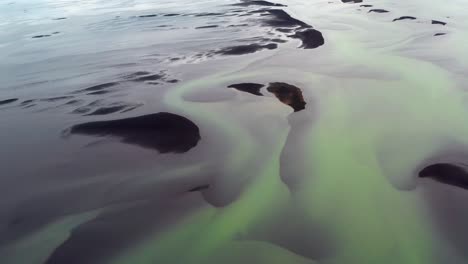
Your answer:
393,16 -> 417,22
233,0 -> 287,7
74,82 -> 119,94
85,106 -> 129,116
267,82 -> 306,112
195,25 -> 219,29
138,14 -> 158,18
32,35 -> 52,39
419,163 -> 468,190
342,0 -> 363,3
216,43 -> 277,55
4,0 -> 467,263
0,98 -> 18,105
369,9 -> 390,13
289,29 -> 325,49
69,113 -> 201,153
261,9 -> 311,28
228,83 -> 265,96
432,20 -> 447,25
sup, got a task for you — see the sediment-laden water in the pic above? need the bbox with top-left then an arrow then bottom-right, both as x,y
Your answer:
1,0 -> 468,263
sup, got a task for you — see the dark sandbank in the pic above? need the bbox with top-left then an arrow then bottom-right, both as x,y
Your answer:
360,4 -> 373,7
228,83 -> 265,96
289,28 -> 325,49
40,96 -> 74,102
139,14 -> 158,18
69,113 -> 201,153
32,35 -> 51,39
44,196 -> 205,264
88,90 -> 111,95
261,9 -> 311,28
369,9 -> 389,13
432,20 -> 447,25
341,0 -> 363,3
194,13 -> 224,17
233,0 -> 286,7
216,43 -> 277,55
85,106 -> 129,116
276,28 -> 294,33
74,82 -> 119,94
0,98 -> 18,105
434,33 -> 447,36
270,38 -> 288,43
125,71 -> 177,84
64,99 -> 84,106
188,185 -> 210,192
267,82 -> 306,112
419,163 -> 468,190
72,100 -> 141,116
131,73 -> 164,82
228,23 -> 249,27
393,16 -> 416,22
195,25 -> 219,29
20,99 -> 35,105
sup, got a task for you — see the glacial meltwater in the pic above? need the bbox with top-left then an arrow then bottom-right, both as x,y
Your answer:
1,0 -> 468,263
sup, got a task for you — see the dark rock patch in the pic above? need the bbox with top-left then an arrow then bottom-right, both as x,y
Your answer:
432,20 -> 447,26
228,83 -> 265,96
289,29 -> 324,49
419,163 -> 468,190
233,0 -> 287,7
0,98 -> 18,105
369,9 -> 389,13
216,43 -> 277,55
68,113 -> 201,153
195,25 -> 219,29
267,82 -> 306,112
393,16 -> 416,22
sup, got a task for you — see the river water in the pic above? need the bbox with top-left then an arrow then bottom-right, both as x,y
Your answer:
1,0 -> 468,263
